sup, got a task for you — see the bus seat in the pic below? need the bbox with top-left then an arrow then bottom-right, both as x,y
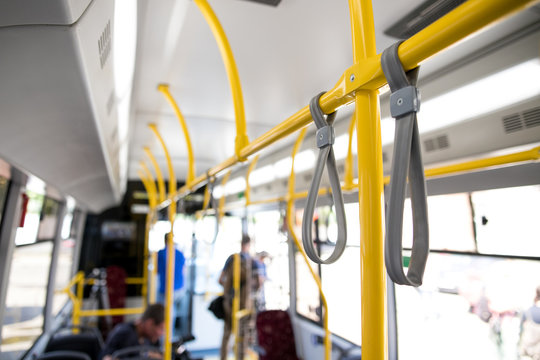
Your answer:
106,265 -> 127,327
110,345 -> 162,360
256,310 -> 299,360
36,350 -> 92,360
45,326 -> 104,360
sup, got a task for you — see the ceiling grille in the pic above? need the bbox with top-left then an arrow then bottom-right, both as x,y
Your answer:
423,134 -> 450,153
502,106 -> 540,134
523,106 -> 540,128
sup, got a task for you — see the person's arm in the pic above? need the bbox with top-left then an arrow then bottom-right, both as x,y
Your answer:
219,255 -> 232,286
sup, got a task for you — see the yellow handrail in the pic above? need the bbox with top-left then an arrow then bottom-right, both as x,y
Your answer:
157,84 -> 196,184
148,123 -> 177,360
144,147 -> 166,204
232,252 -> 241,358
172,0 -> 536,202
287,127 -> 331,360
193,0 -> 249,162
139,164 -> 158,209
349,1 -> 387,358
244,155 -> 260,206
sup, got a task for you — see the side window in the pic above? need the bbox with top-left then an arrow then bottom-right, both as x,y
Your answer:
248,210 -> 290,310
293,208 -> 322,323
1,191 -> 54,358
0,176 -> 9,226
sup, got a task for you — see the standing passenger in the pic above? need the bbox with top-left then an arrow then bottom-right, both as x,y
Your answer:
218,235 -> 262,360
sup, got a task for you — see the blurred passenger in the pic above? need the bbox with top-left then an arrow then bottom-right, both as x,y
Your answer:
100,303 -> 164,360
157,233 -> 186,337
254,251 -> 271,312
218,235 -> 262,360
519,286 -> 540,360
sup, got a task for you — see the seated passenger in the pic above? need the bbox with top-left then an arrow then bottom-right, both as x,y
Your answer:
99,303 -> 164,360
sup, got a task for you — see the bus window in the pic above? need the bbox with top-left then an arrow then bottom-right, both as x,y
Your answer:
0,176 -> 9,225
321,203 -> 362,345
294,207 -> 322,323
472,185 -> 540,257
248,210 -> 290,310
14,191 -> 44,246
51,206 -> 78,316
396,252 -> 540,360
1,242 -> 53,358
403,193 -> 477,252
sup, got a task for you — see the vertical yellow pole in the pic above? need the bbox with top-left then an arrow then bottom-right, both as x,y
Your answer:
74,272 -> 84,327
148,123 -> 177,360
232,252 -> 241,358
144,147 -> 166,204
348,0 -> 387,359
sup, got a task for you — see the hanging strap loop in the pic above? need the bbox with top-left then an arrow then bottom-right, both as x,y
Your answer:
302,92 -> 347,265
381,42 -> 429,287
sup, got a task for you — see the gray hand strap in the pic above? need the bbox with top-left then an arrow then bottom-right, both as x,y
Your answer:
381,42 -> 429,287
302,92 -> 347,264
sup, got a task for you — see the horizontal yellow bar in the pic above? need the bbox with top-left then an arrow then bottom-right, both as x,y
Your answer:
162,0 -> 536,208
79,307 -> 145,317
384,146 -> 540,184
125,277 -> 145,285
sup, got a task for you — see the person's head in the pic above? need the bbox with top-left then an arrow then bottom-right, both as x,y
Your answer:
138,303 -> 165,342
241,234 -> 251,252
535,285 -> 540,303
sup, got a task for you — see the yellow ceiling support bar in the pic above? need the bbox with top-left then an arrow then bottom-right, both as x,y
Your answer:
169,0 -> 536,204
244,155 -> 260,206
157,84 -> 196,185
344,112 -> 357,191
287,127 -> 331,360
193,0 -> 249,162
349,0 -> 387,359
148,123 -> 177,360
384,146 -> 540,185
144,147 -> 166,204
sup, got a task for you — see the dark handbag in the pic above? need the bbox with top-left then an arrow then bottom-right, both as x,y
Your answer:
208,295 -> 225,320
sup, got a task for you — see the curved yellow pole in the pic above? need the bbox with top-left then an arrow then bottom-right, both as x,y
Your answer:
139,163 -> 158,209
244,155 -> 260,206
157,84 -> 196,185
287,128 -> 331,360
144,147 -> 166,204
349,1 -> 386,359
192,0 -> 249,161
218,170 -> 231,222
148,123 -> 177,360
138,169 -> 158,308
344,111 -> 356,191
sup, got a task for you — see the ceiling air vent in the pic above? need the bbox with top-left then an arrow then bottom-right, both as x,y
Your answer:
385,0 -> 467,39
423,134 -> 450,153
502,113 -> 523,133
523,106 -> 540,129
98,20 -> 111,69
502,106 -> 540,134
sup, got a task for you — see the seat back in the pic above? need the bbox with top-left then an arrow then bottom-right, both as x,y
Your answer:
45,327 -> 104,360
256,310 -> 299,360
37,350 -> 92,360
